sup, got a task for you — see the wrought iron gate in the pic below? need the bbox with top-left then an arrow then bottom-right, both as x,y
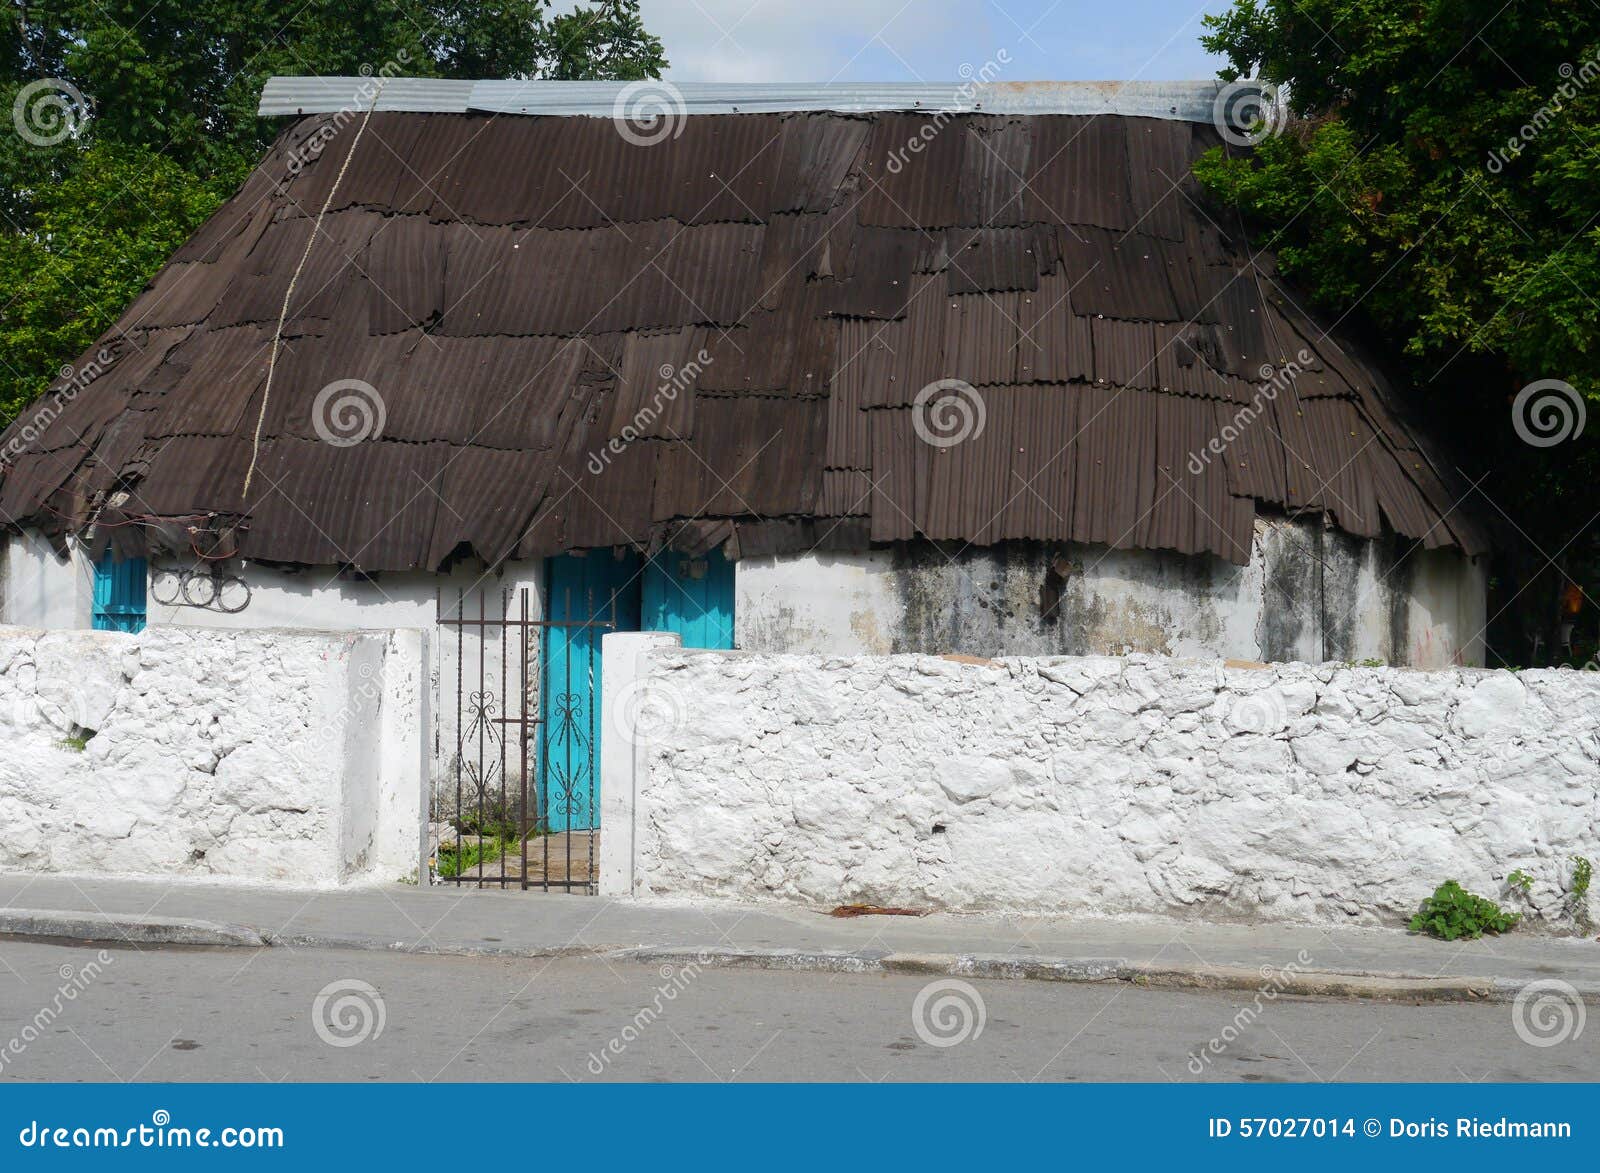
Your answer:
435,585 -> 613,892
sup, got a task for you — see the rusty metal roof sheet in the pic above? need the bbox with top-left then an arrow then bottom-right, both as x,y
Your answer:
0,107 -> 1488,569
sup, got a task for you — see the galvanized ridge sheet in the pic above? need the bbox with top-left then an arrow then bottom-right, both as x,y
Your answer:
0,107 -> 1489,571
259,77 -> 1236,123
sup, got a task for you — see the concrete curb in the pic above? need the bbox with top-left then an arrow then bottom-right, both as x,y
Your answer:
0,908 -> 265,948
7,909 -> 1596,1004
615,946 -> 1537,1003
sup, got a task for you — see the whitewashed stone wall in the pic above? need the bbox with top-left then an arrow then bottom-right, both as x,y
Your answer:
615,647 -> 1600,929
0,625 -> 427,886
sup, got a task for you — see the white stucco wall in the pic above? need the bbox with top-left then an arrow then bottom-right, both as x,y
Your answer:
0,624 -> 427,886
0,532 -> 94,630
735,519 -> 1488,669
146,557 -> 546,632
608,646 -> 1600,930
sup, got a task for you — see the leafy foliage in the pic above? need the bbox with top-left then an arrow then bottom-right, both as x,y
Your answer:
0,1 -> 666,423
1409,880 -> 1521,940
1572,855 -> 1593,901
1196,1 -> 1600,657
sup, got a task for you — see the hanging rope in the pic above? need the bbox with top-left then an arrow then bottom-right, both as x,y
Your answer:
241,79 -> 386,500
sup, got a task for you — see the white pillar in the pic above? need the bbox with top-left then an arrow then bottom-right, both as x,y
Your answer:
598,631 -> 681,897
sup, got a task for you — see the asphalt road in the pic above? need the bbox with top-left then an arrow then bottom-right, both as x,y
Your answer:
0,938 -> 1593,1082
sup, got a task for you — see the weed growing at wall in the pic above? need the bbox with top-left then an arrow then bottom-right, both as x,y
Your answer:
1409,880 -> 1521,941
1570,856 -> 1593,931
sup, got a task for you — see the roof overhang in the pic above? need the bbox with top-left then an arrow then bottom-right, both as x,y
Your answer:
257,77 -> 1245,124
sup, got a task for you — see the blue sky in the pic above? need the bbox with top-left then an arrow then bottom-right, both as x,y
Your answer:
632,0 -> 1229,84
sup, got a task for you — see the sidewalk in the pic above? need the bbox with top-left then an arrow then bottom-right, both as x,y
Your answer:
3,872 -> 1597,1002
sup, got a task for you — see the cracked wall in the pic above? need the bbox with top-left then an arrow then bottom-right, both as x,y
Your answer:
627,648 -> 1600,929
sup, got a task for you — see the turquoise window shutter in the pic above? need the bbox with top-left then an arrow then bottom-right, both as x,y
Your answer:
642,548 -> 735,650
92,552 -> 147,633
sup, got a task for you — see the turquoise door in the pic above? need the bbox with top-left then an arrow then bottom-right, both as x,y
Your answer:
541,552 -> 641,832
92,552 -> 147,633
643,548 -> 736,650
539,547 -> 736,832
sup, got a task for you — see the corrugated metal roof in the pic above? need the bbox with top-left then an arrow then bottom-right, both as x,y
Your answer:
260,78 -> 1242,123
0,108 -> 1489,569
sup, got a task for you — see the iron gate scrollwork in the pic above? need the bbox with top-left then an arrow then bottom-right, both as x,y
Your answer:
435,586 -> 612,892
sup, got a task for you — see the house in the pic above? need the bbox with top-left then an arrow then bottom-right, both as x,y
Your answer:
0,78 -> 1489,673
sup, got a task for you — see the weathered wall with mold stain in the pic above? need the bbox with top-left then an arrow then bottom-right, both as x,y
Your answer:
735,518 -> 1486,668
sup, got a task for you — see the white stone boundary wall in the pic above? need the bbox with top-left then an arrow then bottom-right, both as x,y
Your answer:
601,636 -> 1600,930
0,625 -> 428,886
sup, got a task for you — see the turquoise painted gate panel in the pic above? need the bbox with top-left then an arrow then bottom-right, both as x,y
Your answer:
92,553 -> 147,633
642,548 -> 735,650
541,553 -> 641,832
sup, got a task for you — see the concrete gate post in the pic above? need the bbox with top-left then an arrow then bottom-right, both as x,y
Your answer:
598,631 -> 682,897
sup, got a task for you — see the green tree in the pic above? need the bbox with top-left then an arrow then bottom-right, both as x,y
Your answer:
0,0 -> 666,420
1196,0 -> 1600,664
